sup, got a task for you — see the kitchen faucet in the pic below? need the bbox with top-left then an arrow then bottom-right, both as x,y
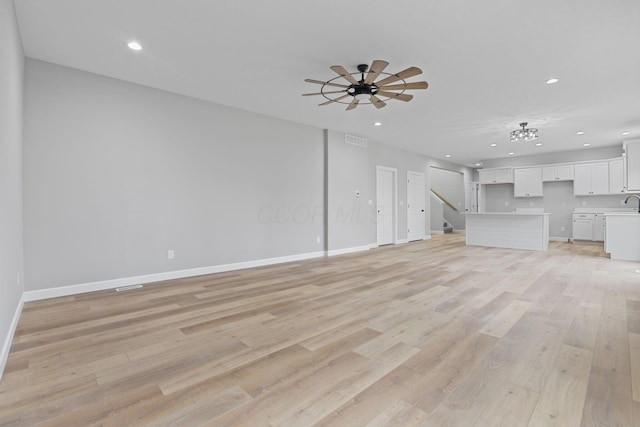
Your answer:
624,195 -> 640,213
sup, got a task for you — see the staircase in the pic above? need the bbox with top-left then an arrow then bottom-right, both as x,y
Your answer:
443,220 -> 454,234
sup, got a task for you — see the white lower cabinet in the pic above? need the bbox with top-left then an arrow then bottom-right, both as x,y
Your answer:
573,213 -> 605,242
573,214 -> 594,240
594,214 -> 605,242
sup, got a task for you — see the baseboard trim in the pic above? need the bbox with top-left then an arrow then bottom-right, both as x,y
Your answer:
396,239 -> 409,244
423,235 -> 432,240
0,293 -> 24,382
430,230 -> 444,234
23,250 -> 326,302
327,245 -> 371,257
550,236 -> 571,242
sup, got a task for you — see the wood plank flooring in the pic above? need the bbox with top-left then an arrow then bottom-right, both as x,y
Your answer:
2,234 -> 640,426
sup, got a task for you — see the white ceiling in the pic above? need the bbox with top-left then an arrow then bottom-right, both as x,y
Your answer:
13,0 -> 640,166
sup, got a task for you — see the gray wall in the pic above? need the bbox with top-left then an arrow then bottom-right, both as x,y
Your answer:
24,59 -> 325,291
0,0 -> 25,378
481,146 -> 629,239
326,130 -> 374,250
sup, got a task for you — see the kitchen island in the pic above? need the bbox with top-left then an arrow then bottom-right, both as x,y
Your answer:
604,212 -> 640,261
465,212 -> 550,251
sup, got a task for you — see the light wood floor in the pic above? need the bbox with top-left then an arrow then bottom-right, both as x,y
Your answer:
2,234 -> 640,426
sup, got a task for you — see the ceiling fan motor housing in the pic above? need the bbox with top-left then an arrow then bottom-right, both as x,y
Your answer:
348,83 -> 379,98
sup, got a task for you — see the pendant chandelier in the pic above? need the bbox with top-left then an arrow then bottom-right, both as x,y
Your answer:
510,122 -> 538,143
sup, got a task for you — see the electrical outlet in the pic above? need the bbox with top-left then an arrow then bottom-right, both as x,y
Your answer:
168,250 -> 175,260
505,201 -> 509,206
560,226 -> 565,232
316,236 -> 320,244
17,271 -> 20,287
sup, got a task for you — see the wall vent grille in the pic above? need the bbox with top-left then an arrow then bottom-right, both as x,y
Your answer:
344,134 -> 368,148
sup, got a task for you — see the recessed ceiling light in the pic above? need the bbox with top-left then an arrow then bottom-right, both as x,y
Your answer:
622,131 -> 630,136
490,143 -> 497,147
546,78 -> 559,84
535,143 -> 543,146
445,154 -> 451,158
374,122 -> 382,127
508,152 -> 515,156
576,131 -> 585,135
475,163 -> 481,166
127,41 -> 142,51
583,143 -> 590,147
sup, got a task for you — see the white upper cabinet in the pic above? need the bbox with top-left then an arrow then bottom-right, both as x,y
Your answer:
514,167 -> 543,197
478,167 -> 513,184
625,139 -> 640,193
574,162 -> 610,195
542,164 -> 574,182
609,158 -> 625,194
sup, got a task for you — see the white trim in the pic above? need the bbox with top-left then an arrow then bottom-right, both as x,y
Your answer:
369,243 -> 379,249
550,236 -> 571,242
396,239 -> 409,244
0,293 -> 24,382
424,235 -> 432,240
327,245 -> 371,257
24,251 -> 326,302
431,230 -> 445,234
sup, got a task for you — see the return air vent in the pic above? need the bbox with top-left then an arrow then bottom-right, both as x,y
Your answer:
116,284 -> 143,292
345,134 -> 368,148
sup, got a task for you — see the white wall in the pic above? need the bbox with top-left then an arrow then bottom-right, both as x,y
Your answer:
0,0 -> 25,380
23,59 -> 325,291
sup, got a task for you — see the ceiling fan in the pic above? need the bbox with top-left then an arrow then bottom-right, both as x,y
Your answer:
303,60 -> 428,111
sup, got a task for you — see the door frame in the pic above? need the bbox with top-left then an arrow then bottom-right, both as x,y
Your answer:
407,170 -> 426,241
376,165 -> 398,246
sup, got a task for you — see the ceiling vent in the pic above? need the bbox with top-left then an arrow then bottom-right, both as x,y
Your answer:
345,134 -> 368,148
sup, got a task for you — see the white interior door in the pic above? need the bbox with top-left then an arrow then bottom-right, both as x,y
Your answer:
377,168 -> 394,246
407,171 -> 425,241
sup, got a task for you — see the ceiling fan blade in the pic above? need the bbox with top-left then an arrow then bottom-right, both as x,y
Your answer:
374,66 -> 423,87
319,94 -> 351,106
305,79 -> 349,89
380,81 -> 429,91
330,65 -> 359,85
346,98 -> 359,111
302,90 -> 347,96
377,90 -> 414,102
364,60 -> 389,84
370,95 -> 387,109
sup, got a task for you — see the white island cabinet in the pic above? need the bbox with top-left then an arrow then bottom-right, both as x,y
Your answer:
604,213 -> 640,261
465,212 -> 550,251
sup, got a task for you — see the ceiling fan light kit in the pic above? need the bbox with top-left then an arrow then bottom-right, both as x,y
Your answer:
510,122 -> 538,143
303,60 -> 428,111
